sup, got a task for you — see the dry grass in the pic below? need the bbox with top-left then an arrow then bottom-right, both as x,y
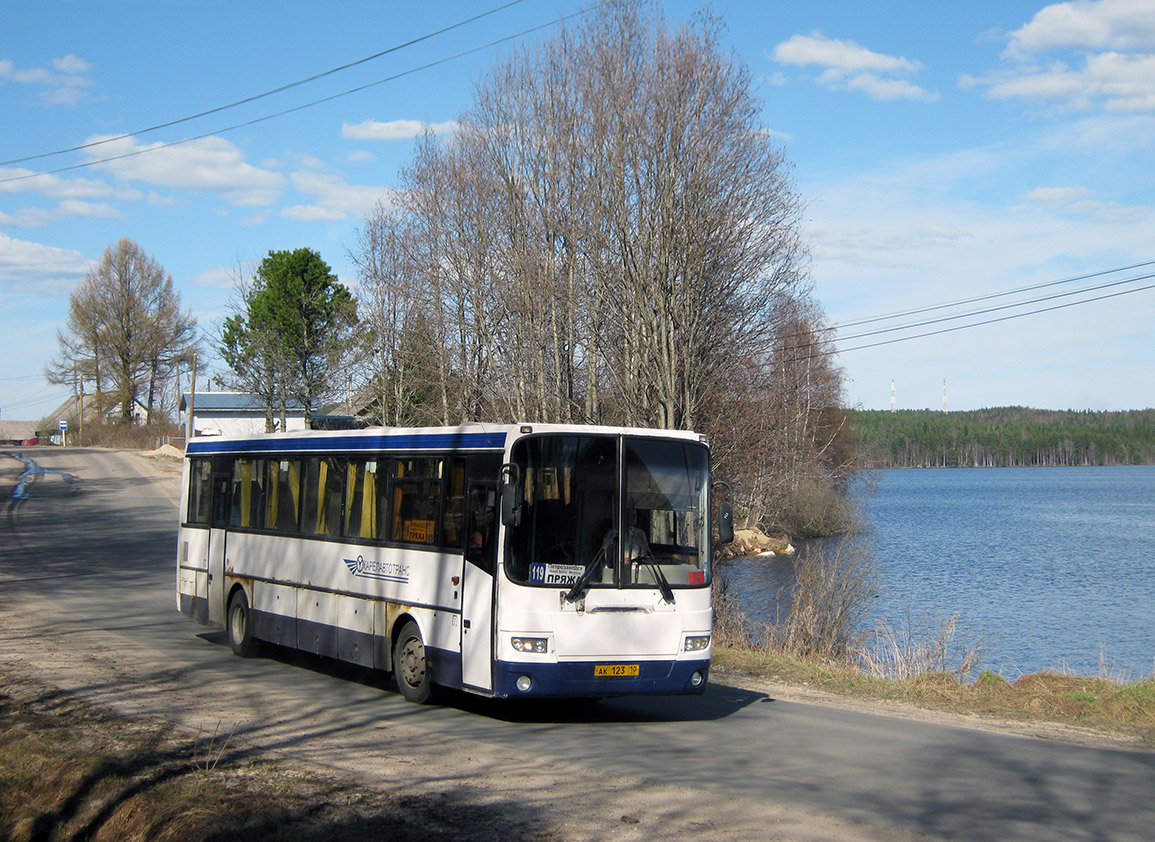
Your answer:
713,647 -> 1155,746
0,675 -> 545,842
860,609 -> 992,682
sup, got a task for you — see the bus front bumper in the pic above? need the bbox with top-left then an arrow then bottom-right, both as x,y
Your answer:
492,658 -> 709,698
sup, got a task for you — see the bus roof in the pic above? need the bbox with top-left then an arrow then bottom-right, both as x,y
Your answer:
184,422 -> 706,457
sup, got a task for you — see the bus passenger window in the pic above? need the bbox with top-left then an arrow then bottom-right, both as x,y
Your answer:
442,459 -> 466,548
187,458 -> 212,525
230,458 -> 265,528
389,458 -> 442,545
265,459 -> 301,533
344,460 -> 379,540
302,457 -> 344,537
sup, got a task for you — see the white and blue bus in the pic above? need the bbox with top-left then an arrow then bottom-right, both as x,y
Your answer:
177,423 -> 732,703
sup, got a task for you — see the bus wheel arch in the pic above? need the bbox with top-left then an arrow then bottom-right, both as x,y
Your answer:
226,584 -> 256,658
392,618 -> 438,704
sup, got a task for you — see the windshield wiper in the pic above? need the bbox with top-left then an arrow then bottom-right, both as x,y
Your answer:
645,557 -> 675,604
564,548 -> 604,603
565,530 -> 616,603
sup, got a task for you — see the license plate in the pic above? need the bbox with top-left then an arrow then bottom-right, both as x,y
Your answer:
594,664 -> 639,677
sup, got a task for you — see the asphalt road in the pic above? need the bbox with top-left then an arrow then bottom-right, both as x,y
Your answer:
3,447 -> 1154,841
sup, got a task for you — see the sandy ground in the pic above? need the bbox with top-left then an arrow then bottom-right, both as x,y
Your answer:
1,447 -> 1135,840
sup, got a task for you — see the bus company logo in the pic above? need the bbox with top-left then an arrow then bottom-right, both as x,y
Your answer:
343,555 -> 410,584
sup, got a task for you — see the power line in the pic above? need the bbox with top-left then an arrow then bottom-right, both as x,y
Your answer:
837,280 -> 1155,356
835,271 -> 1155,344
0,0 -> 528,168
0,2 -> 607,186
774,265 -> 1155,364
827,258 -> 1155,332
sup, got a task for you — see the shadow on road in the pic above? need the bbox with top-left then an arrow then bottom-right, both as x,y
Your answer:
197,630 -> 771,725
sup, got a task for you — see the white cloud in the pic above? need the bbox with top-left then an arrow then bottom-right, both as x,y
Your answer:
0,200 -> 125,227
0,54 -> 94,106
341,119 -> 458,141
845,74 -> 941,102
1025,186 -> 1093,204
84,135 -> 286,206
775,33 -> 921,76
0,231 -> 89,289
969,1 -> 1155,113
52,54 -> 92,74
1007,0 -> 1155,55
0,166 -> 141,201
1023,185 -> 1144,221
282,204 -> 348,222
281,168 -> 394,221
186,265 -> 236,290
968,52 -> 1155,112
771,33 -> 936,101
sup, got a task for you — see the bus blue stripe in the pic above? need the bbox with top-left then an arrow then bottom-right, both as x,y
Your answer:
187,431 -> 507,455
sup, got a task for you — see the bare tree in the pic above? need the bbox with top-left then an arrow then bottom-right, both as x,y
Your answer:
47,238 -> 198,425
351,201 -> 444,426
352,0 -> 854,534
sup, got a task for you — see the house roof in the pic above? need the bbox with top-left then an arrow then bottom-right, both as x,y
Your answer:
0,420 -> 36,440
47,394 -> 147,424
181,392 -> 305,413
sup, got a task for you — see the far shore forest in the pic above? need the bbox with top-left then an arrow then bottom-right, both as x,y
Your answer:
853,407 -> 1155,469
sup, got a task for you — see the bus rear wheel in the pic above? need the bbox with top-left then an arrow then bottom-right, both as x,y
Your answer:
393,621 -> 437,704
227,589 -> 256,658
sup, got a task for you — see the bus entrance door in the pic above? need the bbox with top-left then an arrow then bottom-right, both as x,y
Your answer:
206,470 -> 231,626
461,482 -> 497,692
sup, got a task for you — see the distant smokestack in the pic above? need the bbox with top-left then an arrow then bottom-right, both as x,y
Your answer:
890,377 -> 896,412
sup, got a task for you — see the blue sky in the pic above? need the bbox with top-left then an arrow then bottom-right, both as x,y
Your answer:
2,0 -> 1153,422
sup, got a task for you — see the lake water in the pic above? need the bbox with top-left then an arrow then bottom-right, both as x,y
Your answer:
722,466 -> 1155,679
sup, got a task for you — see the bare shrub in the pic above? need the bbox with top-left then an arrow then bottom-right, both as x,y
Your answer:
770,477 -> 857,539
860,607 -> 993,682
711,560 -> 752,649
765,541 -> 879,663
72,421 -> 183,451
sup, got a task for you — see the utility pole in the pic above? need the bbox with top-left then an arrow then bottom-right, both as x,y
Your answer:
186,352 -> 198,440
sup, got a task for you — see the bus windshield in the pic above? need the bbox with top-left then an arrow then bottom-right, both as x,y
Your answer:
504,435 -> 711,591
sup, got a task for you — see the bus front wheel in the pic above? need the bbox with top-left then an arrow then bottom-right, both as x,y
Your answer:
227,589 -> 256,658
393,621 -> 437,704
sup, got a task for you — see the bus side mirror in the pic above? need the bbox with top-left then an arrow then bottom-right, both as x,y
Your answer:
500,463 -> 521,527
718,503 -> 734,544
501,483 -> 521,527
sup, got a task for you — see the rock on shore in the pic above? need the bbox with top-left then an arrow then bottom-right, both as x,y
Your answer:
724,527 -> 795,558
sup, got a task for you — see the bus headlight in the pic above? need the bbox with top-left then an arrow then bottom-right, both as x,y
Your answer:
511,636 -> 548,654
684,635 -> 711,652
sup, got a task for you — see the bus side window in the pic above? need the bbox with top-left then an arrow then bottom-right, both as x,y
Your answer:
442,458 -> 466,549
187,458 -> 212,525
230,458 -> 265,528
344,459 -> 380,540
265,459 -> 301,533
465,483 -> 497,573
302,457 -> 344,538
389,458 -> 441,545
211,474 -> 231,529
